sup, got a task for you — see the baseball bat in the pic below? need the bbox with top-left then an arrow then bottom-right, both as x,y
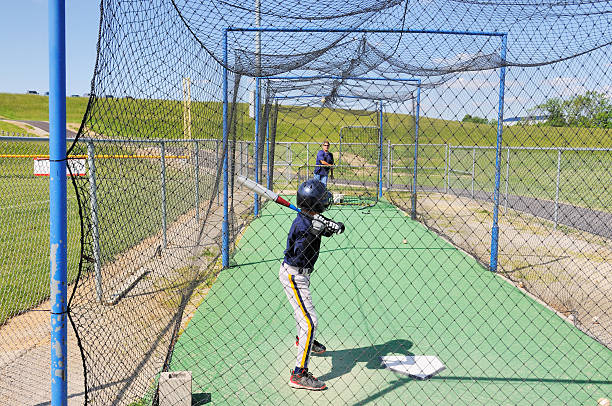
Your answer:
235,175 -> 344,234
236,175 -> 301,213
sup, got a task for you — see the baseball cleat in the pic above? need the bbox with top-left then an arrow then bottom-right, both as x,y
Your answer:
289,369 -> 327,390
296,336 -> 326,354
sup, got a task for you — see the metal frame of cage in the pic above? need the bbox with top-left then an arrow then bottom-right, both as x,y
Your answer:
265,75 -> 422,209
220,27 -> 508,275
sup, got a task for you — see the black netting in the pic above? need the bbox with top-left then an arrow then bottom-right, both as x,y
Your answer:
3,0 -> 610,405
171,0 -> 612,73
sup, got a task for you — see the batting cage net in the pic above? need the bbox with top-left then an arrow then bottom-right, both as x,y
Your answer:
1,0 -> 611,405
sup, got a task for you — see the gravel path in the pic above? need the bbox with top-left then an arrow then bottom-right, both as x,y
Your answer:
19,120 -> 78,138
450,187 -> 612,239
387,182 -> 612,239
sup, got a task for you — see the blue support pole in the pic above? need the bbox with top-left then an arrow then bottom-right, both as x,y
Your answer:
49,0 -> 68,404
222,29 -> 230,268
378,100 -> 384,198
411,84 -> 421,220
489,34 -> 508,272
254,77 -> 260,216
160,141 -> 167,248
266,117 -> 271,190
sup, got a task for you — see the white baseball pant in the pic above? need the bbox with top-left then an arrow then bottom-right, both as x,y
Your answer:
279,262 -> 318,371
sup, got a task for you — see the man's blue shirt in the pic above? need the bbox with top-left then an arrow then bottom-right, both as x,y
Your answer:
314,150 -> 334,176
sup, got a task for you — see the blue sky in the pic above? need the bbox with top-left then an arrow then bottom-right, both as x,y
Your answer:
0,1 -> 608,121
0,0 -> 100,95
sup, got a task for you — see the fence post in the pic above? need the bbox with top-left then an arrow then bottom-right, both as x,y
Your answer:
338,131 -> 342,166
239,141 -> 243,176
387,139 -> 391,190
254,77 -> 260,216
49,1 -> 68,402
504,147 -> 510,213
444,144 -> 449,194
306,143 -> 309,180
222,30 -> 230,267
554,149 -> 561,228
411,85 -> 421,220
489,33 -> 508,273
471,147 -> 476,198
378,100 -> 384,198
161,141 -> 167,249
246,141 -> 250,177
195,141 -> 200,225
87,141 -> 103,303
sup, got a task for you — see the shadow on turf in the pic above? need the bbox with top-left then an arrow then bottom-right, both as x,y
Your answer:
315,338 -> 414,382
192,392 -> 212,405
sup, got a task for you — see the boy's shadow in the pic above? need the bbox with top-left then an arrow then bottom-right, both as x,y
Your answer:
315,339 -> 413,381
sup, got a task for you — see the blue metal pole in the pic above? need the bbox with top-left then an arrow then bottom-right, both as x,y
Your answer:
378,100 -> 384,198
160,141 -> 167,248
222,29 -> 229,268
231,27 -> 506,38
411,84 -> 421,220
489,34 -> 508,272
271,76 -> 421,83
266,117 -> 271,190
49,0 -> 68,404
254,77 -> 260,215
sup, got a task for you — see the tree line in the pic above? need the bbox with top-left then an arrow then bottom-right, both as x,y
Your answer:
461,91 -> 611,129
533,91 -> 612,129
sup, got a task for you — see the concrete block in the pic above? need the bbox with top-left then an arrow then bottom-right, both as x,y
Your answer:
159,371 -> 192,406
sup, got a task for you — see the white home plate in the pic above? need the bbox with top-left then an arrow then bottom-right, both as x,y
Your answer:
381,355 -> 445,380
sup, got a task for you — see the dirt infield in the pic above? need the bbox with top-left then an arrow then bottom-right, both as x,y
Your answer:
412,192 -> 612,348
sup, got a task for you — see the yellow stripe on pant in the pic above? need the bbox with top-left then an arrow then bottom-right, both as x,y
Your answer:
289,274 -> 313,368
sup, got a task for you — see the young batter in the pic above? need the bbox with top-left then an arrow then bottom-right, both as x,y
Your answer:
279,179 -> 345,390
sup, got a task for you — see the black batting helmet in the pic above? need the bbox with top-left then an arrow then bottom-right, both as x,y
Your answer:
297,179 -> 332,213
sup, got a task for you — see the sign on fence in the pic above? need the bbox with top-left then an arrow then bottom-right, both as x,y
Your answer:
34,157 -> 87,176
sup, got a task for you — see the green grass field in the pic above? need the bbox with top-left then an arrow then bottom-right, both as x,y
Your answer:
0,143 -> 81,323
0,93 -> 89,123
1,93 -> 611,148
0,138 -> 214,324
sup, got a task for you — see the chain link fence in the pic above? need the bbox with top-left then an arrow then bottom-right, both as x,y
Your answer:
0,135 -> 82,404
2,128 -> 611,404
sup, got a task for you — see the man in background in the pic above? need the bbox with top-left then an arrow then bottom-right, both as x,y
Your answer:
313,140 -> 334,187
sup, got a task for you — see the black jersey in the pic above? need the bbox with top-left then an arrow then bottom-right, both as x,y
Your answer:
283,213 -> 322,269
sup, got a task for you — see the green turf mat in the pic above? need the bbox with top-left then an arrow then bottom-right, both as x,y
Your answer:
171,200 -> 611,405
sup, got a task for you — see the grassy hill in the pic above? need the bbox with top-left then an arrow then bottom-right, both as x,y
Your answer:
0,93 -> 89,123
1,93 -> 610,148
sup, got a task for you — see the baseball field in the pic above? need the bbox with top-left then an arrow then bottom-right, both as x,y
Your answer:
170,199 -> 611,405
